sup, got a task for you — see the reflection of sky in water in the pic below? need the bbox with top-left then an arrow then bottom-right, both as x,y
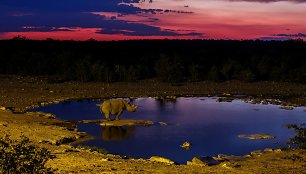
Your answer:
1,0 -> 306,40
32,98 -> 306,164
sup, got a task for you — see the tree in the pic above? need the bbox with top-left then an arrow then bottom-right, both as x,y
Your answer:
207,65 -> 221,81
155,54 -> 185,83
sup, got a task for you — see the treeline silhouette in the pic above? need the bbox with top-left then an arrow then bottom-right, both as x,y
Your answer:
0,39 -> 305,83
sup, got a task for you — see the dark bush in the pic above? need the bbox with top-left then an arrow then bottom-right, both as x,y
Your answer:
286,124 -> 306,149
155,54 -> 185,83
0,135 -> 55,174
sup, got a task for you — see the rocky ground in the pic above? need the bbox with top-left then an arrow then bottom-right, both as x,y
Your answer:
0,75 -> 306,173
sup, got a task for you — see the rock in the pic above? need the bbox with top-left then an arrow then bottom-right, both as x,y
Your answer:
243,154 -> 252,158
261,100 -> 269,105
187,156 -> 220,166
213,154 -> 243,161
223,93 -> 231,96
119,156 -> 129,159
159,122 -> 167,126
99,120 -> 154,127
219,161 -> 241,169
250,150 -> 263,156
38,140 -> 50,144
263,148 -> 273,152
44,113 -> 56,119
154,95 -> 177,101
149,156 -> 175,165
238,134 -> 275,140
220,162 -> 232,169
0,121 -> 8,127
270,99 -> 282,105
216,97 -> 234,102
100,158 -> 110,162
279,106 -> 294,110
0,106 -> 6,111
274,148 -> 282,152
29,111 -> 56,119
166,95 -> 177,100
180,141 -> 191,150
64,149 -> 80,152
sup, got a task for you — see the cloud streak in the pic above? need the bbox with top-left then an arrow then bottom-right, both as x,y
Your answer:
0,0 -> 199,39
227,0 -> 306,3
274,33 -> 306,38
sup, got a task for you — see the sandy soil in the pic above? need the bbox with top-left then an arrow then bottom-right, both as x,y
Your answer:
0,75 -> 306,173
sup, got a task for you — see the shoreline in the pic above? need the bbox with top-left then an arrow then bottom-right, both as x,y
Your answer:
1,75 -> 306,112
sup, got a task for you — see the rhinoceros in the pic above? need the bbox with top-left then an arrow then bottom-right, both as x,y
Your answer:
97,99 -> 137,121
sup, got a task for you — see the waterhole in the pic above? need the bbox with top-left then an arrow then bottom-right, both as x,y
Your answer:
31,97 -> 306,164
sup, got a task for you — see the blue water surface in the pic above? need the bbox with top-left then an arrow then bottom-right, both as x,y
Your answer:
31,97 -> 306,164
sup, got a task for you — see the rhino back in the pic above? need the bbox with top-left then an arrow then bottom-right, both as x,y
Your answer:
101,99 -> 126,115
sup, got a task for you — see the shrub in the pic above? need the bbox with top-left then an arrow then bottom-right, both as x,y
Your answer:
286,124 -> 306,149
0,135 -> 54,174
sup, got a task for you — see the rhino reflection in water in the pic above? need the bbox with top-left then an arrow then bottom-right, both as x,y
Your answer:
101,126 -> 135,141
97,99 -> 137,121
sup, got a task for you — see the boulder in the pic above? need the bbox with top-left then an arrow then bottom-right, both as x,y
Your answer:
263,148 -> 273,152
100,120 -> 154,127
149,156 -> 175,165
250,150 -> 263,156
213,154 -> 244,161
279,106 -> 294,110
187,156 -> 220,166
159,122 -> 167,126
77,119 -> 154,127
216,97 -> 234,102
238,134 -> 275,140
180,141 -> 191,150
219,161 -> 241,169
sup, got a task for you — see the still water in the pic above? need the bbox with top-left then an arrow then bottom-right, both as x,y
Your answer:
31,97 -> 306,163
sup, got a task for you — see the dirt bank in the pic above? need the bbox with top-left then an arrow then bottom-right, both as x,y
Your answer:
1,75 -> 306,112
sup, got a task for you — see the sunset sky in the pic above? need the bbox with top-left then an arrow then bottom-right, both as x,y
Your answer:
1,0 -> 306,40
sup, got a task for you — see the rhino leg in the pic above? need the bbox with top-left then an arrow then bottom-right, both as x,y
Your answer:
104,113 -> 111,121
115,111 -> 123,121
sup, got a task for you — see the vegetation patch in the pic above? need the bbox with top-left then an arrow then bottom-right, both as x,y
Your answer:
1,40 -> 306,83
283,154 -> 303,161
286,124 -> 306,149
0,135 -> 55,174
